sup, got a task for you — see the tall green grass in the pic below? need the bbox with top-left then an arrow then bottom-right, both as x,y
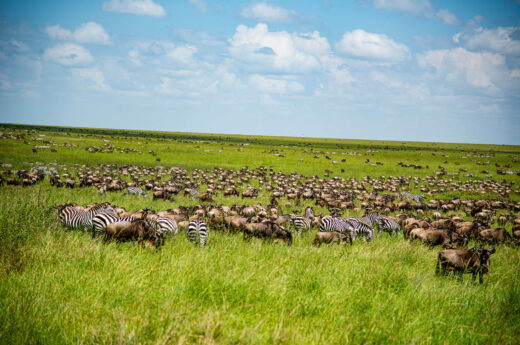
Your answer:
1,186 -> 519,344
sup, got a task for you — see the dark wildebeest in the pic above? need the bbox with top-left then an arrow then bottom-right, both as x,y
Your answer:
243,221 -> 292,245
411,228 -> 460,249
436,247 -> 496,283
478,228 -> 513,245
312,231 -> 352,246
105,220 -> 162,248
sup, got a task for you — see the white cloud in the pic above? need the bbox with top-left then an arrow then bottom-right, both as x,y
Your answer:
511,69 -> 520,78
454,26 -> 520,56
248,74 -> 304,94
72,67 -> 111,91
45,22 -> 111,45
478,103 -> 501,114
102,0 -> 166,17
189,0 -> 207,13
229,24 -> 328,73
166,45 -> 197,66
43,43 -> 94,66
240,2 -> 297,23
11,39 -> 30,52
335,29 -> 410,62
417,47 -> 506,90
372,0 -> 460,25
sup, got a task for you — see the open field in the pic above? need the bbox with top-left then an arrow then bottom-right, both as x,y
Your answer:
1,124 -> 520,345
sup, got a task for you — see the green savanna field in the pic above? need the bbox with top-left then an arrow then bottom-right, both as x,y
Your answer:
1,124 -> 519,344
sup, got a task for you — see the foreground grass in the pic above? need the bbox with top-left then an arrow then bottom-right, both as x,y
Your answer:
1,187 -> 519,345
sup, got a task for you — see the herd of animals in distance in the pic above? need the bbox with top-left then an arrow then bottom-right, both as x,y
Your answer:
2,125 -> 520,284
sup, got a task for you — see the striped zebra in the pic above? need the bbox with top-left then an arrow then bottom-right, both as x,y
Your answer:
360,212 -> 382,227
377,216 -> 401,236
59,203 -> 115,231
127,186 -> 147,197
345,217 -> 374,242
148,217 -> 178,236
319,216 -> 354,234
187,220 -> 208,247
92,213 -> 135,238
290,215 -> 312,235
400,192 -> 424,203
304,207 -> 315,220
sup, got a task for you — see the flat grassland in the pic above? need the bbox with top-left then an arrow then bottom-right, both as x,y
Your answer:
1,124 -> 519,345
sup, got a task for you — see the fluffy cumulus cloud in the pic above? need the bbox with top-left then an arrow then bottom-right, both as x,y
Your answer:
166,45 -> 198,66
45,22 -> 111,45
454,26 -> 520,56
335,29 -> 410,62
372,0 -> 460,25
43,43 -> 94,66
71,67 -> 111,91
102,0 -> 166,17
417,47 -> 507,90
229,24 -> 329,73
248,74 -> 304,94
240,2 -> 298,24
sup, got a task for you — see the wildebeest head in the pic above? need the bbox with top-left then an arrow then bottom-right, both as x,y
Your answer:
470,247 -> 496,274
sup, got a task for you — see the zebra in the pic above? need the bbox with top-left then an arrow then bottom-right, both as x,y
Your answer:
304,206 -> 315,220
377,216 -> 401,236
400,192 -> 424,203
290,215 -> 312,235
360,211 -> 382,227
350,220 -> 374,242
319,216 -> 354,234
127,186 -> 147,197
187,220 -> 208,247
59,203 -> 115,231
148,217 -> 178,236
92,213 -> 136,238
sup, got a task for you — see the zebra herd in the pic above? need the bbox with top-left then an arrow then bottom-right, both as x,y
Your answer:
319,212 -> 401,242
58,201 -> 401,249
58,202 -> 206,247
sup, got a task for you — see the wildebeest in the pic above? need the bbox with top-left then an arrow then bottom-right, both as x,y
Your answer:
478,228 -> 513,245
243,221 -> 292,245
312,231 -> 352,246
104,219 -> 162,248
411,228 -> 460,249
436,247 -> 496,283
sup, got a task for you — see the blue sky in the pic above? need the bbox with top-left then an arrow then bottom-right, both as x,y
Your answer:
0,0 -> 519,144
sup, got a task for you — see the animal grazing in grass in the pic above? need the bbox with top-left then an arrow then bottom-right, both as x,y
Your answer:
243,221 -> 292,245
104,220 -> 163,248
312,231 -> 352,246
187,220 -> 209,247
436,247 -> 495,283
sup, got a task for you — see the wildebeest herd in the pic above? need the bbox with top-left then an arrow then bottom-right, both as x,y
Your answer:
49,163 -> 520,283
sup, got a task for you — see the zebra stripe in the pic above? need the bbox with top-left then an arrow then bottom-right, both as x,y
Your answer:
360,212 -> 382,227
127,187 -> 147,197
290,215 -> 311,235
304,207 -> 315,220
319,216 -> 354,233
187,220 -> 208,247
148,217 -> 178,236
377,216 -> 401,236
92,213 -> 135,238
59,203 -> 115,231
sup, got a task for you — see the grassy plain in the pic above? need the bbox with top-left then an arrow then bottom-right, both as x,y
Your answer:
1,124 -> 519,344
